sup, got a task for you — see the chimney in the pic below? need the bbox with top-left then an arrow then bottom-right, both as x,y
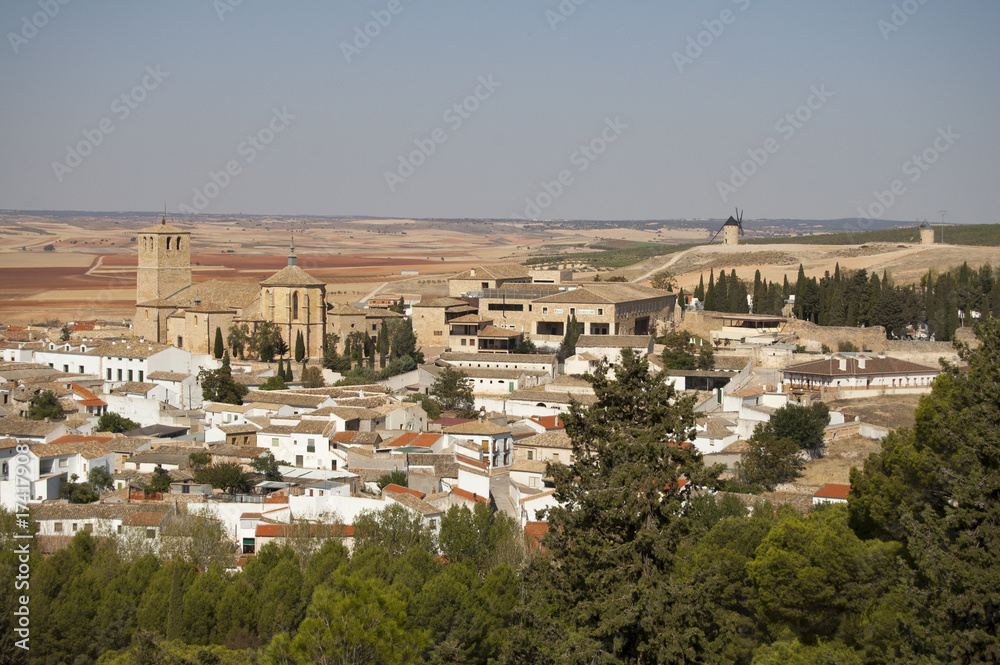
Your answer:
838,358 -> 846,372
470,268 -> 476,277
857,357 -> 866,370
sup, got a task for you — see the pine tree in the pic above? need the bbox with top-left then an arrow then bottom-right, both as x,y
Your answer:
213,326 -> 224,359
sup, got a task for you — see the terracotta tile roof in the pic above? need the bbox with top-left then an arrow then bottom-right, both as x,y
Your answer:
451,487 -> 489,503
386,492 -> 441,516
449,314 -> 493,324
519,489 -> 557,504
385,432 -> 420,448
786,355 -> 939,378
122,511 -> 168,527
382,483 -> 425,499
814,483 -> 851,500
260,265 -> 325,287
48,433 -> 115,445
165,279 -> 261,309
511,458 -> 548,474
451,264 -> 532,281
147,371 -> 190,382
291,420 -> 334,435
523,521 -> 548,546
111,382 -> 158,395
93,341 -> 173,359
0,416 -> 64,437
242,391 -> 328,408
518,430 -> 573,450
529,415 -> 564,430
430,417 -> 475,427
33,502 -> 172,522
455,453 -> 488,471
445,421 -> 511,436
205,403 -> 250,413
0,438 -> 20,449
219,423 -> 260,435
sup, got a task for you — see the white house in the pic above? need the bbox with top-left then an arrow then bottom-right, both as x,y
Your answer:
444,421 -> 513,470
813,483 -> 850,505
783,354 -> 940,393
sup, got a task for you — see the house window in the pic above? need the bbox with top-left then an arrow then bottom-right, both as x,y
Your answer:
107,368 -> 112,380
598,308 -> 603,315
272,438 -> 278,447
128,370 -> 133,381
307,439 -> 315,453
117,525 -> 123,534
59,458 -> 68,468
570,308 -> 575,315
72,523 -> 78,532
481,282 -> 489,289
529,476 -> 539,488
146,529 -> 156,539
138,371 -> 143,382
117,369 -> 123,381
461,339 -> 467,346
527,450 -> 533,460
54,522 -> 63,533
79,366 -> 84,373
63,364 -> 69,372
542,307 -> 548,314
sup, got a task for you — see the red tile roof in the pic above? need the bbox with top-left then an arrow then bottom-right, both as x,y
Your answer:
814,483 -> 850,500
385,432 -> 420,448
455,453 -> 488,471
451,487 -> 489,503
530,415 -> 564,430
523,521 -> 548,547
382,483 -> 425,499
48,433 -> 116,445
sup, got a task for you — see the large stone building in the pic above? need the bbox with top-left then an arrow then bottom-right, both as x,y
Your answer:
134,220 -> 327,358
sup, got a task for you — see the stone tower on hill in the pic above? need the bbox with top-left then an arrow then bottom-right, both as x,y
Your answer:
136,216 -> 191,304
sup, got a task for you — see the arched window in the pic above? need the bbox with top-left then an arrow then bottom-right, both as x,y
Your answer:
166,237 -> 172,250
176,236 -> 182,250
292,292 -> 299,320
194,315 -> 198,326
144,310 -> 148,320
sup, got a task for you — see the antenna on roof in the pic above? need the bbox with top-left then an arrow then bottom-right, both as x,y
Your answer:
161,202 -> 167,225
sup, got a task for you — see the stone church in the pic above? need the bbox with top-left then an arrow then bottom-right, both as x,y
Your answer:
133,218 -> 327,358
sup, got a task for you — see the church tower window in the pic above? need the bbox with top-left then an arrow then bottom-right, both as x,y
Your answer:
292,292 -> 299,320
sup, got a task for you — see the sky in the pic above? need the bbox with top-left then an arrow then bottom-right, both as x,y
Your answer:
0,0 -> 997,224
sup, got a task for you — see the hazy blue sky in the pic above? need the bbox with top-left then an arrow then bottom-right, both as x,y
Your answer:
0,1 -> 996,223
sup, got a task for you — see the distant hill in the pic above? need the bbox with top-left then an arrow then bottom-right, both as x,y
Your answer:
747,224 -> 1000,247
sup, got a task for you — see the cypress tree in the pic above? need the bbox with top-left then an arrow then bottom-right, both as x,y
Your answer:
294,330 -> 305,363
285,357 -> 294,382
166,563 -> 184,641
694,274 -> 705,301
213,326 -> 224,359
704,270 -> 717,311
